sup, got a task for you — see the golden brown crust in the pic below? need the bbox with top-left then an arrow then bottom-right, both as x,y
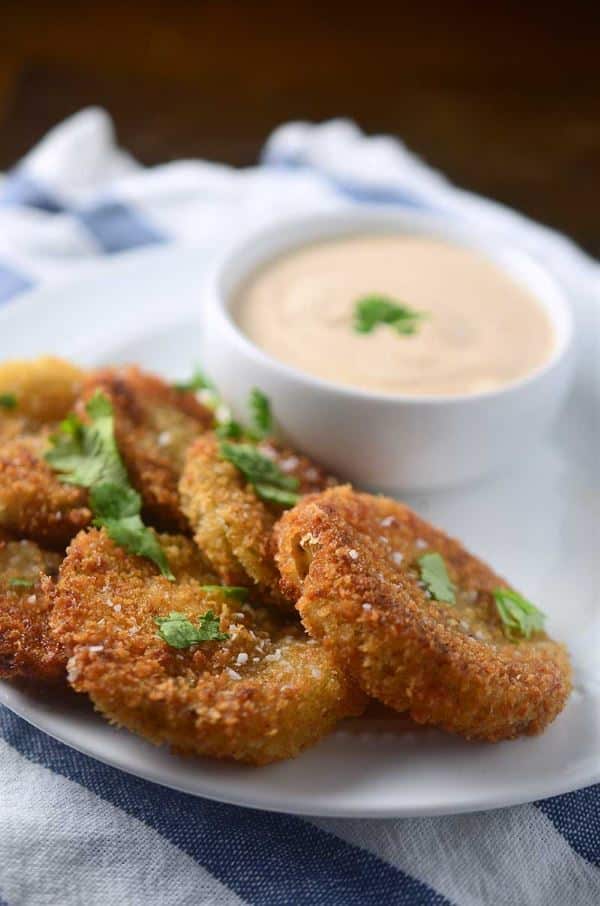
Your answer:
0,358 -> 92,547
0,357 -> 85,426
80,366 -> 214,533
50,529 -> 365,765
274,486 -> 571,742
0,531 -> 65,683
179,434 -> 336,609
0,432 -> 91,549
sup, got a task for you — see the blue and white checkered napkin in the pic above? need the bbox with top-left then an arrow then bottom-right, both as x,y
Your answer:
1,109 -> 599,906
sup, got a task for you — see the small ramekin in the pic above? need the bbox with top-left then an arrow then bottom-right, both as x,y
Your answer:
199,208 -> 574,492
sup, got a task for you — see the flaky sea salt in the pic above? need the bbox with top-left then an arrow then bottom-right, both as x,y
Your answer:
280,456 -> 299,472
67,657 -> 80,683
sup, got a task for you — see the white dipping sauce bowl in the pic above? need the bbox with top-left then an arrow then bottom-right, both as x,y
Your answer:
200,209 -> 574,492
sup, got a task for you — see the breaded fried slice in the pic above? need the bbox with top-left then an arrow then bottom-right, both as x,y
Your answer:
0,434 -> 91,548
80,367 -> 213,533
0,358 -> 92,548
0,356 -> 85,426
275,486 -> 571,742
0,531 -> 65,683
51,529 -> 365,765
179,433 -> 335,605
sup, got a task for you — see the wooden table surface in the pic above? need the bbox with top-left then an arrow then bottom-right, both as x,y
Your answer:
2,1 -> 599,255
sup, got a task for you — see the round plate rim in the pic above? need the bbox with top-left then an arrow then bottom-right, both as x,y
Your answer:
0,243 -> 597,818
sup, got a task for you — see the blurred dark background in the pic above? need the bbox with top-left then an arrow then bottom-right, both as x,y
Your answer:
2,1 -> 599,253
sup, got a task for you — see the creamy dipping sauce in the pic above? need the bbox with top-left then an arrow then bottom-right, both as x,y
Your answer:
233,235 -> 556,396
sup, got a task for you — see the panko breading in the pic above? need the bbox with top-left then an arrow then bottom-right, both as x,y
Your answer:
0,435 -> 91,548
0,358 -> 92,548
80,367 -> 213,533
179,434 -> 336,606
0,532 -> 65,683
51,529 -> 365,765
275,486 -> 571,741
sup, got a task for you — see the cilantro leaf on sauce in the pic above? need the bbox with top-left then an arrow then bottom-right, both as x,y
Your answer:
354,295 -> 426,337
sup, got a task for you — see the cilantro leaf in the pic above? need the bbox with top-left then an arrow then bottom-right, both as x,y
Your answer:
354,295 -> 426,337
98,514 -> 174,580
215,419 -> 244,440
173,368 -> 215,393
0,393 -> 17,410
45,392 -> 128,488
493,588 -> 545,640
8,577 -> 35,589
155,610 -> 230,648
254,483 -> 300,507
219,442 -> 299,491
247,388 -> 272,440
90,482 -> 141,520
200,585 -> 249,601
45,392 -> 173,580
417,552 -> 456,604
219,441 -> 300,508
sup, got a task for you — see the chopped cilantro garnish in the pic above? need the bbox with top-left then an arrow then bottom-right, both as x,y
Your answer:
45,394 -> 128,488
0,393 -> 17,410
417,552 -> 456,604
45,392 -> 174,580
253,484 -> 301,507
247,388 -> 272,440
354,295 -> 426,337
200,585 -> 249,601
493,588 -> 545,640
174,369 -> 276,446
91,482 -> 172,579
173,368 -> 215,393
215,419 -> 244,440
218,442 -> 298,490
8,577 -> 35,589
155,610 -> 229,648
219,441 -> 300,508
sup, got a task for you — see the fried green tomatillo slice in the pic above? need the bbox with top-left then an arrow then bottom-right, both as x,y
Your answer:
274,486 -> 571,742
51,529 -> 365,765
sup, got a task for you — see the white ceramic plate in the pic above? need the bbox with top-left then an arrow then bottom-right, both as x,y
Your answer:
0,244 -> 599,818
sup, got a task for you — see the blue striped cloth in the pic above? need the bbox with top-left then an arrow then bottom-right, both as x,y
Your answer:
1,109 -> 599,905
